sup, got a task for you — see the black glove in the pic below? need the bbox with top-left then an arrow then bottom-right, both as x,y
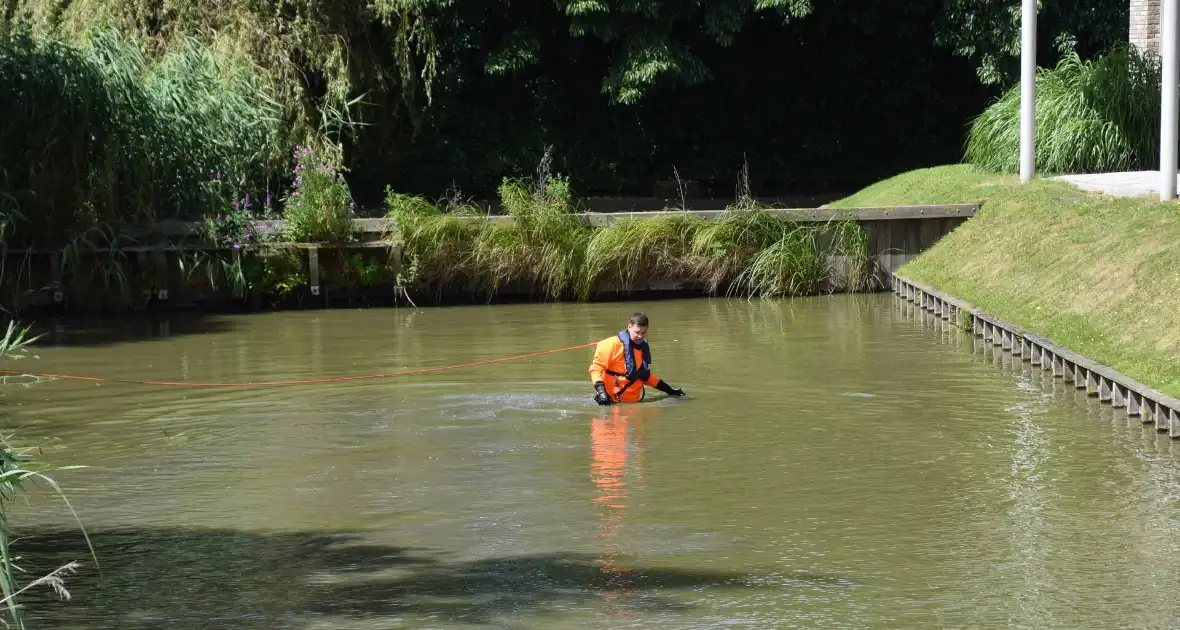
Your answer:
655,380 -> 685,397
593,381 -> 614,406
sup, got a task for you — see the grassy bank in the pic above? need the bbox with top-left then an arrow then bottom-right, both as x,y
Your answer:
832,164 -> 1180,398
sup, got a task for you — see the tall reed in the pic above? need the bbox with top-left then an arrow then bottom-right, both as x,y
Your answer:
0,28 -> 288,248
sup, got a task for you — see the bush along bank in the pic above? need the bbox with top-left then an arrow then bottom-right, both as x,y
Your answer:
965,45 -> 1161,175
834,164 -> 1180,400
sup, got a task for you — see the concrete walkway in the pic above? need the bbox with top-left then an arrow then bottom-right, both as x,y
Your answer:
1053,171 -> 1180,198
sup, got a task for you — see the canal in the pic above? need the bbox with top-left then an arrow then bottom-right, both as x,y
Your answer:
8,294 -> 1180,628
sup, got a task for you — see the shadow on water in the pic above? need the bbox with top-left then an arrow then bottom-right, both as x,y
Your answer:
23,316 -> 237,349
12,527 -> 845,627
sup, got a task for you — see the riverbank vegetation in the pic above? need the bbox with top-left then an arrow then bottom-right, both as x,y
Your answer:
0,29 -> 292,249
835,165 -> 1180,399
389,162 -> 877,303
0,323 -> 93,628
2,0 -> 1129,233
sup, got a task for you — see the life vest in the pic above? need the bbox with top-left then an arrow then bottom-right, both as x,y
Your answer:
604,330 -> 651,401
616,330 -> 652,382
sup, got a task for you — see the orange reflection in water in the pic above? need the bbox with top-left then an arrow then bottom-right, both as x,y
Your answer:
588,402 -> 659,614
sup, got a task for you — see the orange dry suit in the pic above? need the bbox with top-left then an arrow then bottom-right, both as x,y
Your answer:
589,331 -> 682,404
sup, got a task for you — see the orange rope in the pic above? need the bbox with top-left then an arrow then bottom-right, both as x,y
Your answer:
0,342 -> 597,388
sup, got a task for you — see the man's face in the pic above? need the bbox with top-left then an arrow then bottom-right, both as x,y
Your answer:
627,323 -> 647,344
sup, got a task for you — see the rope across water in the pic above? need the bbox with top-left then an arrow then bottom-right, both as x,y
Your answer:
0,342 -> 597,388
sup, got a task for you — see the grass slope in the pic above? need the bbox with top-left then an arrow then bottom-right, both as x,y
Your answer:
832,164 -> 1180,398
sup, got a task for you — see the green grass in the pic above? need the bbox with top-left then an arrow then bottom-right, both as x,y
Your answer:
835,165 -> 1180,399
830,164 -> 1014,207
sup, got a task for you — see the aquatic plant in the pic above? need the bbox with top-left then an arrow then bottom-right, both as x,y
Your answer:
0,321 -> 95,629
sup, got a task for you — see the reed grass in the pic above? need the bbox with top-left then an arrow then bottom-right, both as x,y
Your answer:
387,177 -> 878,303
966,45 -> 1161,174
0,321 -> 95,629
582,214 -> 704,299
0,28 -> 288,249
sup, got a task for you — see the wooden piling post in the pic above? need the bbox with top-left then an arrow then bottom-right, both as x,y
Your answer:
308,247 -> 321,296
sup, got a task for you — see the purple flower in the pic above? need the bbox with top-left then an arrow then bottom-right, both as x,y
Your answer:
233,243 -> 242,249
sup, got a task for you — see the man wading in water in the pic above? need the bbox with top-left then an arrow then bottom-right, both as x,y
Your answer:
589,312 -> 686,405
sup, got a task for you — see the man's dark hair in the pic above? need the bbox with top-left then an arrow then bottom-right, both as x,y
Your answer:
629,312 -> 649,327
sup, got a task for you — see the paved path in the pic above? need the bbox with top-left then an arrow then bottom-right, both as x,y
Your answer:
1053,170 -> 1180,198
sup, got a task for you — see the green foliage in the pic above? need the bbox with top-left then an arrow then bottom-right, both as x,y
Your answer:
0,28 -> 288,247
385,190 -> 482,293
966,46 -> 1161,174
281,147 -> 358,243
491,0 -> 814,104
345,252 -> 396,286
388,172 -> 878,303
935,0 -> 1128,86
187,248 -> 307,303
6,0 -> 1008,221
0,322 -> 95,629
581,214 -> 702,298
200,191 -> 280,249
868,164 -> 1180,398
387,154 -> 597,300
495,154 -> 591,299
829,165 -> 1010,208
5,0 -> 443,150
246,251 -> 308,303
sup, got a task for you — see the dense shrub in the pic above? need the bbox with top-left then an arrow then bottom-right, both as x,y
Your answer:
966,46 -> 1161,174
0,29 -> 289,247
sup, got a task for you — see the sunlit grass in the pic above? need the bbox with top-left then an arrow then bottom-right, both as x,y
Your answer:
832,164 -> 1180,399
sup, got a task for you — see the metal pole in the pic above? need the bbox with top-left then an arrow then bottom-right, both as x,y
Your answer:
1162,0 -> 1179,201
1019,0 -> 1037,184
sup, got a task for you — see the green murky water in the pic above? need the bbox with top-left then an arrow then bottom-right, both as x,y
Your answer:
7,294 -> 1180,628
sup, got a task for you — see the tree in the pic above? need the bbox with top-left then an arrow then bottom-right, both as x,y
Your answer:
483,0 -> 813,104
935,0 -> 1129,86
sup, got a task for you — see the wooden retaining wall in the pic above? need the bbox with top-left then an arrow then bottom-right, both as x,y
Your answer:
11,205 -> 978,311
893,274 -> 1180,438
